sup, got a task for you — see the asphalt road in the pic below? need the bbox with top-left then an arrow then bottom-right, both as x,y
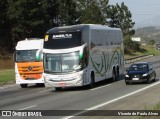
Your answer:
1,56 -> 160,119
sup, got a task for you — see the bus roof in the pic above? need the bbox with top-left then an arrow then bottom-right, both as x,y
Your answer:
46,24 -> 121,34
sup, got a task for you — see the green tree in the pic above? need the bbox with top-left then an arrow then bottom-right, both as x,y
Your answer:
77,0 -> 105,24
106,2 -> 136,53
98,0 -> 109,18
7,0 -> 56,49
106,5 -> 119,27
0,0 -> 12,56
124,35 -> 140,53
57,0 -> 79,26
0,0 -> 137,56
148,39 -> 155,45
107,2 -> 135,36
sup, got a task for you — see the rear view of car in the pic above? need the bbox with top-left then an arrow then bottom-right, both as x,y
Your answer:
125,62 -> 156,85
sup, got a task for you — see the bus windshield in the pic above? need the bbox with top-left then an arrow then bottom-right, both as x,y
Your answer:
44,51 -> 81,73
15,50 -> 42,62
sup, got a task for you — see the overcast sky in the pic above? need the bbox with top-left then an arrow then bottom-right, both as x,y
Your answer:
109,0 -> 160,24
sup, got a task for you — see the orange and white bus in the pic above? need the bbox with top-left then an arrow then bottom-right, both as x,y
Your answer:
15,38 -> 44,88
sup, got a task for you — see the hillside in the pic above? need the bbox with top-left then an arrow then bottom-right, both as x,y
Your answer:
134,26 -> 160,44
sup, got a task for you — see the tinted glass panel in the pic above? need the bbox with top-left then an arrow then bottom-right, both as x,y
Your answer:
15,50 -> 42,62
44,32 -> 81,49
129,64 -> 148,71
44,51 -> 81,73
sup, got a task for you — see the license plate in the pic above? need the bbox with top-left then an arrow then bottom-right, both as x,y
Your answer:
132,78 -> 139,80
28,76 -> 34,78
59,83 -> 66,87
27,76 -> 34,79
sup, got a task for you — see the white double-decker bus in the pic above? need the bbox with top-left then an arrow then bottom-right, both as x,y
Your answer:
43,24 -> 124,90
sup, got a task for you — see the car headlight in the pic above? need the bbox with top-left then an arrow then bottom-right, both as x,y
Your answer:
125,74 -> 129,77
142,73 -> 148,77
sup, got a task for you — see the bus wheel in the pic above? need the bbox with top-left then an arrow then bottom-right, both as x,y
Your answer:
116,67 -> 120,81
88,72 -> 95,89
55,87 -> 62,91
112,70 -> 116,82
36,83 -> 45,87
20,84 -> 28,88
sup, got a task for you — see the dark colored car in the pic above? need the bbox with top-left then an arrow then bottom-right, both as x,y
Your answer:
125,62 -> 156,85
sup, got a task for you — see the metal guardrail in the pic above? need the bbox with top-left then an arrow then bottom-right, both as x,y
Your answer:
124,54 -> 154,64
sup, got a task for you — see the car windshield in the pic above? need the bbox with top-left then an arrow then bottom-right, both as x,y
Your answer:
15,50 -> 42,62
44,51 -> 81,73
129,64 -> 148,71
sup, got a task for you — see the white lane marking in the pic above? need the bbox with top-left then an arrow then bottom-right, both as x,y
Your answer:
90,84 -> 112,91
19,105 -> 37,110
63,81 -> 160,119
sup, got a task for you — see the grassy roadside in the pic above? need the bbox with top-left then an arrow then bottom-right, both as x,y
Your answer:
0,69 -> 15,86
0,59 -> 15,86
136,102 -> 160,119
125,45 -> 160,59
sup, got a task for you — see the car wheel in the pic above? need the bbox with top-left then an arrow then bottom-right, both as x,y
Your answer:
153,73 -> 156,82
20,84 -> 28,88
125,82 -> 129,85
147,77 -> 151,84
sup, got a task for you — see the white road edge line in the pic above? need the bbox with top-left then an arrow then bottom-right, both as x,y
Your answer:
63,81 -> 160,119
19,105 -> 37,110
90,84 -> 112,91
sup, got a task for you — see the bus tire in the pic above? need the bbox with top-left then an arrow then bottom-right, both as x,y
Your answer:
36,83 -> 45,87
55,87 -> 62,91
116,67 -> 120,80
88,72 -> 95,89
112,69 -> 116,82
20,84 -> 28,88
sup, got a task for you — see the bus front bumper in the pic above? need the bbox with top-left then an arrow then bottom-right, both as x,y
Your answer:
44,74 -> 83,88
16,74 -> 44,84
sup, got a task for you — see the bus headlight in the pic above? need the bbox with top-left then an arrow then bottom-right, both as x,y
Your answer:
76,74 -> 83,85
44,75 -> 50,81
77,74 -> 83,80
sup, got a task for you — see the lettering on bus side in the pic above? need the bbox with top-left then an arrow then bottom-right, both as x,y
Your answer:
52,34 -> 72,39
